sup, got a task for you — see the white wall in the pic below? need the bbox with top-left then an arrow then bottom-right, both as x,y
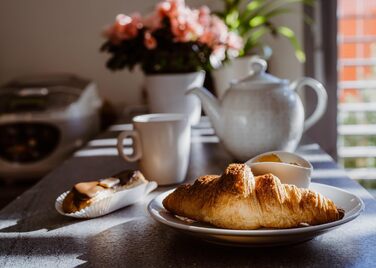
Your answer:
0,0 -> 303,110
268,4 -> 304,81
267,3 -> 305,101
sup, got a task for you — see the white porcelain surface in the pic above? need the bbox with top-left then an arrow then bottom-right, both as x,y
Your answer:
148,183 -> 364,247
145,71 -> 204,125
117,114 -> 191,185
188,58 -> 328,161
246,151 -> 312,188
55,181 -> 157,218
212,56 -> 254,99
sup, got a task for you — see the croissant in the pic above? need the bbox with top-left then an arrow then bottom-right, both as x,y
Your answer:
163,163 -> 344,229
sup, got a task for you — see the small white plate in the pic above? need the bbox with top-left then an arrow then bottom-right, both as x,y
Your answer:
56,181 -> 157,218
148,183 -> 364,247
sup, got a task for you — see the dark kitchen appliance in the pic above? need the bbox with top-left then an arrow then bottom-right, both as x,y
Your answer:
0,74 -> 102,181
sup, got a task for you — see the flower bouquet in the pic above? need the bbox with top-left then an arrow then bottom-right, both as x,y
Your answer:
101,0 -> 242,124
101,0 -> 242,74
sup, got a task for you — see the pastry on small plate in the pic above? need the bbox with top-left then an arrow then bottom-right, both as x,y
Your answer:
56,170 -> 157,218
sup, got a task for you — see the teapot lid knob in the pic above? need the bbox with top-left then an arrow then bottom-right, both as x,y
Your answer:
232,56 -> 285,86
250,58 -> 267,75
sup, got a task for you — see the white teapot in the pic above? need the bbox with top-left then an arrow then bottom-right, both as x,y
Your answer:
188,58 -> 327,161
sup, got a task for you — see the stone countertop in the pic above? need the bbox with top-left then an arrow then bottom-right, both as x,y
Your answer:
0,119 -> 375,267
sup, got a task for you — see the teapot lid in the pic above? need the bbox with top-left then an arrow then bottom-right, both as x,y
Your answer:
233,57 -> 287,86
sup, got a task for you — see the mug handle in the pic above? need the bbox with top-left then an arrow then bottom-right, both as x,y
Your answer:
290,77 -> 328,132
117,130 -> 143,162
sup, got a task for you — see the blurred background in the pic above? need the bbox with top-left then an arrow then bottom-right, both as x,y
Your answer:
0,0 -> 375,207
0,0 -> 304,207
0,0 -> 303,109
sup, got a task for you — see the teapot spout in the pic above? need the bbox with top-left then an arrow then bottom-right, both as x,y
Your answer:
187,87 -> 222,136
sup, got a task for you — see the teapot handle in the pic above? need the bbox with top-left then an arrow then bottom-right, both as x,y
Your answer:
290,77 -> 328,132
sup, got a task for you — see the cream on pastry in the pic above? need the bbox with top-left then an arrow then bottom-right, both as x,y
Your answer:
62,169 -> 147,213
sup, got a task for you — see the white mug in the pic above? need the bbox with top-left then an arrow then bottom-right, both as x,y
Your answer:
117,114 -> 191,185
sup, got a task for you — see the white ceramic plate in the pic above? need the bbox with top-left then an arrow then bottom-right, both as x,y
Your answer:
148,183 -> 364,247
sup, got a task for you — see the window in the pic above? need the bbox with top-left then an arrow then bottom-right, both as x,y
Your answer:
338,0 -> 376,180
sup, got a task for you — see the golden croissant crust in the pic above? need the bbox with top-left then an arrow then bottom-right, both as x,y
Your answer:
163,163 -> 344,229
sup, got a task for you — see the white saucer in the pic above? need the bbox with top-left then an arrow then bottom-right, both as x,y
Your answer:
147,183 -> 364,247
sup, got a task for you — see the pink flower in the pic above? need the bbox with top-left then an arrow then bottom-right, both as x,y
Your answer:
210,45 -> 226,68
198,6 -> 211,27
170,17 -> 200,42
166,2 -> 203,42
199,31 -> 214,47
198,14 -> 243,59
102,0 -> 243,68
157,1 -> 172,17
157,0 -> 185,18
144,31 -> 157,49
103,13 -> 143,44
227,32 -> 243,50
199,15 -> 227,48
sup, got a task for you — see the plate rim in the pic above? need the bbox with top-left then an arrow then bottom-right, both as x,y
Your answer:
147,182 -> 365,236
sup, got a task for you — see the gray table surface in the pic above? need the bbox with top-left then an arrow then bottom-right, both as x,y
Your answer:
0,118 -> 375,268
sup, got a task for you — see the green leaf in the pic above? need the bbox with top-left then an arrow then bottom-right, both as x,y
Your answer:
242,0 -> 310,23
225,9 -> 240,29
244,27 -> 269,51
246,0 -> 263,11
249,15 -> 267,28
263,7 -> 293,20
276,26 -> 306,62
277,26 -> 294,38
219,0 -> 313,61
267,0 -> 314,13
224,0 -> 244,14
241,0 -> 274,22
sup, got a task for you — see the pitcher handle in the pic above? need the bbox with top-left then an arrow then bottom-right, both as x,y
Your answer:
291,77 -> 328,132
